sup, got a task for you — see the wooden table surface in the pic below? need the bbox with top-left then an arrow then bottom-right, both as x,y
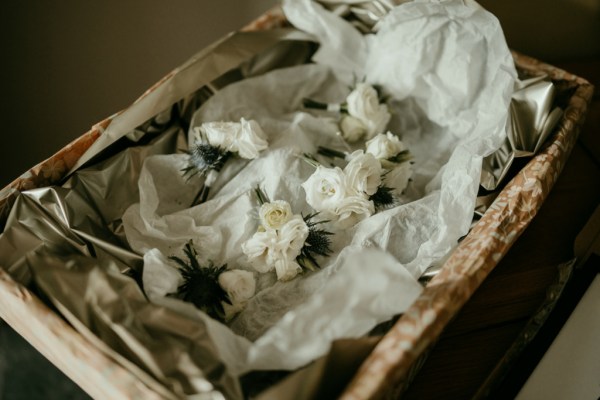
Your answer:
402,61 -> 600,399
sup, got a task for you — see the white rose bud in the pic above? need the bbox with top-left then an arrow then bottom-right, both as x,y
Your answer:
302,166 -> 348,213
259,200 -> 293,230
218,269 -> 256,305
241,230 -> 274,273
196,122 -> 239,150
270,215 -> 308,281
233,118 -> 268,159
332,193 -> 374,229
277,215 -> 309,258
344,150 -> 382,196
365,132 -> 406,160
340,115 -> 367,142
346,83 -> 391,140
242,215 -> 309,281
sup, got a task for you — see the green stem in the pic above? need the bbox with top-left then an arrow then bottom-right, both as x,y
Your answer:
254,186 -> 270,205
301,153 -> 321,169
303,98 -> 348,113
317,146 -> 347,160
387,150 -> 413,164
302,98 -> 328,110
191,185 -> 210,207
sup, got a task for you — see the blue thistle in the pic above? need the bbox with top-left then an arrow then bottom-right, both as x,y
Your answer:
297,213 -> 333,271
169,241 -> 231,320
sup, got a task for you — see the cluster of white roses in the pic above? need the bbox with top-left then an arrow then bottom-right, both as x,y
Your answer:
242,200 -> 310,281
303,132 -> 412,228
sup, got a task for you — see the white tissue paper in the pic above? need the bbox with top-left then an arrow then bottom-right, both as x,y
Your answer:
122,0 -> 516,375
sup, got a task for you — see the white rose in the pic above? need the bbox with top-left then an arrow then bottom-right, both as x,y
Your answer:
302,166 -> 348,213
332,193 -> 374,229
365,132 -> 406,160
270,215 -> 308,281
344,150 -> 382,196
276,215 -> 309,258
241,230 -> 274,273
242,215 -> 309,281
273,258 -> 303,282
218,269 -> 256,305
196,122 -> 239,150
233,118 -> 268,159
384,162 -> 412,194
259,200 -> 292,230
340,115 -> 367,142
346,83 -> 391,139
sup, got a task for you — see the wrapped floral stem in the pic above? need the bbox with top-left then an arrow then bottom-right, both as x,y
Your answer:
185,118 -> 268,206
302,98 -> 346,113
242,187 -> 333,281
317,146 -> 348,160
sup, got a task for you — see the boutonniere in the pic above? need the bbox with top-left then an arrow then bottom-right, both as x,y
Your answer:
303,83 -> 391,142
241,188 -> 333,282
302,132 -> 413,227
184,118 -> 268,205
170,241 -> 256,320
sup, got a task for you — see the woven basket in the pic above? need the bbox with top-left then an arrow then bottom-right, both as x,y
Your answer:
0,7 -> 593,400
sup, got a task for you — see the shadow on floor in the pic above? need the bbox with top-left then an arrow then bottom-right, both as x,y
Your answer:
0,320 -> 90,400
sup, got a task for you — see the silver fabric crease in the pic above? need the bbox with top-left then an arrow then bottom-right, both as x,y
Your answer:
481,75 -> 563,191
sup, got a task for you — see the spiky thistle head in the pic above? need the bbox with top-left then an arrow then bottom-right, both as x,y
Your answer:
169,240 -> 230,319
297,213 -> 333,271
369,185 -> 397,211
182,142 -> 230,179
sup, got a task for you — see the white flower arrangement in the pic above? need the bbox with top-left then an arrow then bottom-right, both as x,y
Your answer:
302,132 -> 412,228
242,188 -> 333,281
303,82 -> 391,142
316,131 -> 413,199
184,118 -> 268,204
302,157 -> 376,229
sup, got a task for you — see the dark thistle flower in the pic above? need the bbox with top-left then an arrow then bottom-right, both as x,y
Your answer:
169,240 -> 231,320
183,142 -> 231,206
183,142 -> 231,179
297,213 -> 333,271
369,184 -> 397,211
